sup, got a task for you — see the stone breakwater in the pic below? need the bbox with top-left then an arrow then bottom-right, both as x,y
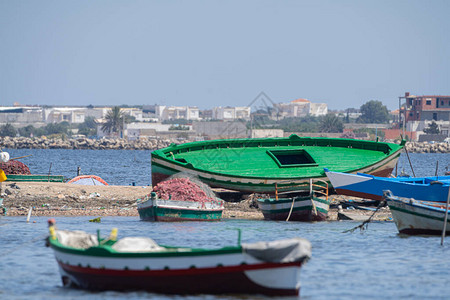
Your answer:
2,136 -> 450,153
405,141 -> 450,153
0,136 -> 185,150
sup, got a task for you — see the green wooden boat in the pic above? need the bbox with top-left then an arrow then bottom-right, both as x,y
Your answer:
137,192 -> 224,222
257,180 -> 331,222
5,174 -> 65,182
151,135 -> 405,193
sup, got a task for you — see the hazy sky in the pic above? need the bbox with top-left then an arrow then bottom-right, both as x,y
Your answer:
1,0 -> 449,110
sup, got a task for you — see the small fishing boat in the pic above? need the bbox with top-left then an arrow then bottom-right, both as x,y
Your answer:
137,192 -> 224,221
46,220 -> 311,296
152,135 -> 405,193
67,175 -> 108,185
257,180 -> 330,221
384,190 -> 450,235
325,169 -> 450,202
3,174 -> 65,182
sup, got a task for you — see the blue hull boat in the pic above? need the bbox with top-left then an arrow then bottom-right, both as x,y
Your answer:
325,169 -> 450,202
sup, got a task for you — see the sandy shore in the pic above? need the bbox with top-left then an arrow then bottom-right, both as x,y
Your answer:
0,181 -> 391,222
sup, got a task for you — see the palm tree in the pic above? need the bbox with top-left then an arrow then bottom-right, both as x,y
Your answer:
319,114 -> 344,133
101,106 -> 124,136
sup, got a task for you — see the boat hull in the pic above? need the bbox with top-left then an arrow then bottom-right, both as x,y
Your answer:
257,196 -> 330,221
56,260 -> 302,296
137,198 -> 223,221
385,193 -> 450,235
5,174 -> 64,182
48,235 -> 311,296
326,171 -> 450,202
151,136 -> 404,193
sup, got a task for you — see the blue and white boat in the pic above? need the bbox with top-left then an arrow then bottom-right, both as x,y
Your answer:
325,169 -> 450,202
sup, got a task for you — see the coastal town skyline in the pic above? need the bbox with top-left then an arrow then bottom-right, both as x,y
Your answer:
1,1 -> 449,110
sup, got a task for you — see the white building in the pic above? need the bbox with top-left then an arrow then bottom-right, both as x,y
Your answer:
0,106 -> 44,125
212,106 -> 251,120
125,122 -> 174,140
155,105 -> 200,121
43,107 -> 86,124
121,108 -> 144,122
272,99 -> 328,119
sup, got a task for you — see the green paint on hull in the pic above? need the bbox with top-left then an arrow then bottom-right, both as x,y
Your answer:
138,205 -> 222,221
5,174 -> 65,182
151,136 -> 404,192
49,238 -> 241,258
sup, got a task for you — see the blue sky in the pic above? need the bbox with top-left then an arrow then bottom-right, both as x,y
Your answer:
1,0 -> 449,110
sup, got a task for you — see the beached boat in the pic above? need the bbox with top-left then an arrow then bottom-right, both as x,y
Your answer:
46,220 -> 311,296
257,179 -> 330,221
67,175 -> 108,185
151,135 -> 405,193
325,169 -> 450,202
137,192 -> 224,221
384,190 -> 450,235
4,174 -> 65,182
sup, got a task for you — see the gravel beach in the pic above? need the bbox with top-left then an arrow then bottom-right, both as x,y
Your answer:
0,181 -> 391,221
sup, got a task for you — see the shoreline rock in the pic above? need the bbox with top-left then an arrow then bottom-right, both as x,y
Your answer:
2,136 -> 450,153
0,136 -> 186,150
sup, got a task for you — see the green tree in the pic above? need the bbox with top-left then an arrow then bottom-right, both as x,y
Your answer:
357,100 -> 390,123
18,125 -> 36,137
423,121 -> 440,134
101,106 -> 125,135
44,122 -> 70,135
319,114 -> 344,133
78,116 -> 97,137
0,123 -> 17,137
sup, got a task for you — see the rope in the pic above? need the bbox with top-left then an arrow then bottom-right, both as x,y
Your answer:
343,200 -> 386,233
286,196 -> 296,221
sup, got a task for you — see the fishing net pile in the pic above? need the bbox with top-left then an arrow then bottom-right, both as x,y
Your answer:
0,160 -> 31,175
153,173 -> 221,203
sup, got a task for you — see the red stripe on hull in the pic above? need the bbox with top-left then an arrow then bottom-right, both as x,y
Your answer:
334,188 -> 383,201
58,261 -> 302,296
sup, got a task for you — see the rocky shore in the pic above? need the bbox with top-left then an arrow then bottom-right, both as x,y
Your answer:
0,181 -> 390,222
404,141 -> 450,153
0,136 -> 179,150
1,136 -> 450,153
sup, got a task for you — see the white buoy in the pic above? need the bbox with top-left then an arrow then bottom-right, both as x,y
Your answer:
0,151 -> 9,163
26,207 -> 33,223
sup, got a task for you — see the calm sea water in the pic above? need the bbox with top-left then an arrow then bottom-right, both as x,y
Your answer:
2,148 -> 153,186
1,149 -> 450,299
3,148 -> 450,186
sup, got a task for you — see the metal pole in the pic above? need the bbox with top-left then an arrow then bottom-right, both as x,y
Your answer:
404,145 -> 416,177
440,186 -> 450,245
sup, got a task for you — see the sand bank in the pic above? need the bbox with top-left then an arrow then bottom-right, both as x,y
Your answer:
0,181 -> 390,221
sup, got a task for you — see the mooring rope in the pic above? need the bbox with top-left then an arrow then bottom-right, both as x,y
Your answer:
343,200 -> 386,233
